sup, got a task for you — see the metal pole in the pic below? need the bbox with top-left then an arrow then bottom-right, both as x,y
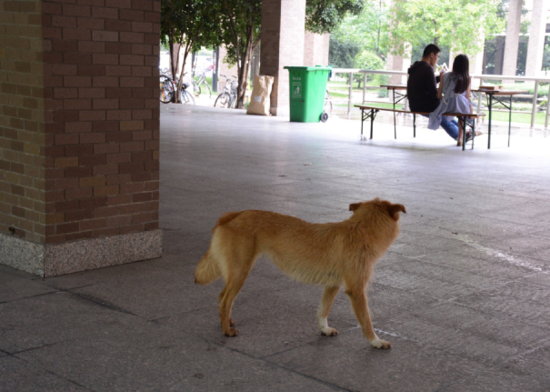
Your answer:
546,93 -> 550,130
362,73 -> 366,104
531,80 -> 539,128
393,88 -> 397,139
508,95 -> 516,147
492,93 -> 493,149
212,47 -> 219,93
348,72 -> 353,115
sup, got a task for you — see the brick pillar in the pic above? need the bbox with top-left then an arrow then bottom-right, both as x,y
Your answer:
260,0 -> 306,116
493,36 -> 505,74
502,0 -> 523,76
386,54 -> 404,84
303,32 -> 329,66
0,0 -> 162,277
525,0 -> 548,77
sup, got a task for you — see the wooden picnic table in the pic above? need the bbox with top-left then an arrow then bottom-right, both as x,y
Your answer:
379,84 -> 408,138
473,89 -> 529,149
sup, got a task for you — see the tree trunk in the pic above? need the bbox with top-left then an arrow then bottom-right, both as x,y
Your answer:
168,31 -> 181,103
235,32 -> 255,109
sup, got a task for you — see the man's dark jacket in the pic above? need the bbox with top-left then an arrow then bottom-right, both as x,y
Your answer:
407,61 -> 440,112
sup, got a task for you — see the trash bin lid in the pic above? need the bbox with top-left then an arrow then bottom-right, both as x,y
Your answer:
283,66 -> 332,71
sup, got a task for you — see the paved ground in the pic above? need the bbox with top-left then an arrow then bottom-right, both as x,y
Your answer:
2,104 -> 550,391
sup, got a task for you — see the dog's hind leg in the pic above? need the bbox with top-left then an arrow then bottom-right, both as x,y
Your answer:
218,246 -> 257,337
217,287 -> 236,327
345,287 -> 391,349
318,286 -> 340,336
218,275 -> 249,337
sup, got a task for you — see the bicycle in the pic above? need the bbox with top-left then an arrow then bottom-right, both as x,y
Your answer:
324,89 -> 332,115
159,74 -> 195,105
160,74 -> 175,104
214,75 -> 238,109
192,69 -> 212,98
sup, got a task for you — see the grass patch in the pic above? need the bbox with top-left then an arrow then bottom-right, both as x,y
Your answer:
489,111 -> 548,125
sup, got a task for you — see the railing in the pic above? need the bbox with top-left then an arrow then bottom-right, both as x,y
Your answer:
330,68 -> 550,129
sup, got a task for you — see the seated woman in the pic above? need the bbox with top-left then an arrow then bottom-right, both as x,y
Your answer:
428,54 -> 473,146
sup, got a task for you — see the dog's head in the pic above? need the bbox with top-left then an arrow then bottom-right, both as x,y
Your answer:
349,198 -> 406,221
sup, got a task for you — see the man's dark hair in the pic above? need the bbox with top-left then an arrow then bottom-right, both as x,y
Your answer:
422,44 -> 441,58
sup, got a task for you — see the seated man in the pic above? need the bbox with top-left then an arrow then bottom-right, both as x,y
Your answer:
407,44 -> 462,141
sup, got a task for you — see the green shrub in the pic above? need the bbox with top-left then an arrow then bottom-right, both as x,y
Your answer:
374,74 -> 390,97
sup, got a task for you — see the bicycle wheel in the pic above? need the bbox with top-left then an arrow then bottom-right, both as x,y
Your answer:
324,99 -> 332,114
214,92 -> 231,108
181,89 -> 196,105
159,76 -> 174,104
193,82 -> 201,97
203,82 -> 212,98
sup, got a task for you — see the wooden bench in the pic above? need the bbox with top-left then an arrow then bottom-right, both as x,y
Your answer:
355,105 -> 481,150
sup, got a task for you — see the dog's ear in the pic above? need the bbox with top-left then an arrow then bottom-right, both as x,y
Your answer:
349,203 -> 361,212
387,204 -> 406,220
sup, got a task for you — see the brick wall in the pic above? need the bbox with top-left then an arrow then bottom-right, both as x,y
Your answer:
260,0 -> 306,115
303,32 -> 329,67
1,0 -> 160,246
0,0 -> 47,244
41,0 -> 161,244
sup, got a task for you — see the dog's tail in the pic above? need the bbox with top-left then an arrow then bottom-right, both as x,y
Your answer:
195,212 -> 243,285
194,250 -> 221,285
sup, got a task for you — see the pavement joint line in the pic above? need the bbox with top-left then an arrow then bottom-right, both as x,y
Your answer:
43,368 -> 95,391
503,337 -> 550,363
4,345 -> 95,391
198,334 -> 352,391
10,341 -> 64,356
149,306 -> 210,324
60,288 -> 146,320
0,289 -> 60,305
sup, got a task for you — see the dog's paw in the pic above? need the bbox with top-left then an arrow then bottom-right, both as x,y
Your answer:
320,328 -> 338,337
229,318 -> 236,327
223,327 -> 240,337
370,338 -> 391,350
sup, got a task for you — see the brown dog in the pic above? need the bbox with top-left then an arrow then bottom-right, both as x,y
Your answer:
194,198 -> 406,349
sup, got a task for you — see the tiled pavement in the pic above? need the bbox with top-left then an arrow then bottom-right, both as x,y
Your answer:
2,104 -> 550,391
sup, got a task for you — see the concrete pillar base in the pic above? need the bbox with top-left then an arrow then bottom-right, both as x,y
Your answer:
0,230 -> 162,277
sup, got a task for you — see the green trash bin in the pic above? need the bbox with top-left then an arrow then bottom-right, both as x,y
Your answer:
284,66 -> 331,123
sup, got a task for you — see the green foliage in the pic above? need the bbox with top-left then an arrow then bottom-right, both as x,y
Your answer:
353,50 -> 384,87
331,0 -> 388,58
160,0 -> 221,52
329,37 -> 361,68
217,0 -> 261,66
160,0 -> 221,90
374,74 -> 389,97
355,50 -> 384,71
216,0 -> 261,109
306,0 -> 364,34
388,0 -> 505,57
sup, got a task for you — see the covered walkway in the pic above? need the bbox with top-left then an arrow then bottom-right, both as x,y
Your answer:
2,106 -> 550,391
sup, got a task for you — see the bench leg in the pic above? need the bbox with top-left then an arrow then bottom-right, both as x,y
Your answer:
508,95 -> 512,147
361,108 -> 364,140
370,109 -> 374,139
413,114 -> 416,137
459,117 -> 466,151
471,119 -> 475,150
393,90 -> 397,139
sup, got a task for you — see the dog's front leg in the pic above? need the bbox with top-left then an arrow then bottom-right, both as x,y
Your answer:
318,286 -> 340,336
345,288 -> 391,349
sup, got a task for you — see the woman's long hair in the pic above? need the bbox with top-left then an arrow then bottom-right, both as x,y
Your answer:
452,54 -> 470,94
